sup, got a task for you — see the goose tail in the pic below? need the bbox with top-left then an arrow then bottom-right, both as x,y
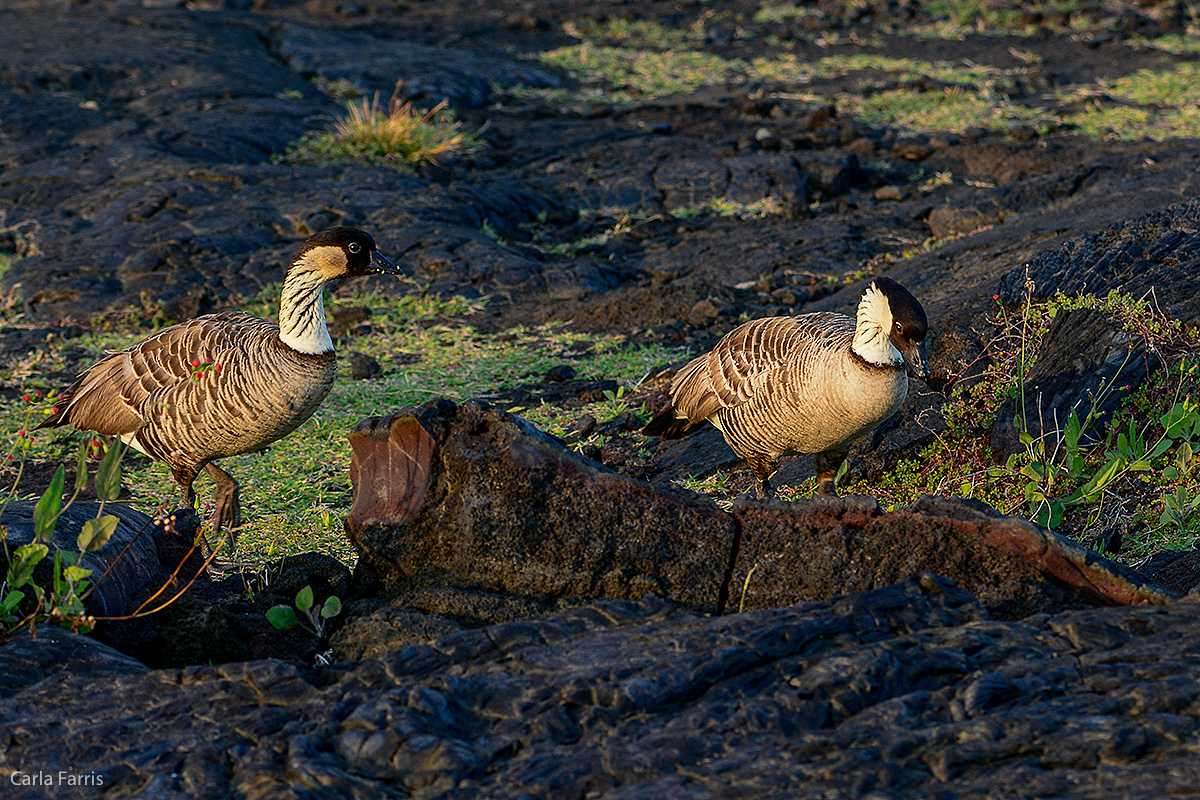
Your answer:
642,405 -> 699,439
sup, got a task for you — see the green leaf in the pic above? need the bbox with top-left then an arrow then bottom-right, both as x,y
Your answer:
1064,410 -> 1082,451
1178,440 -> 1194,469
267,605 -> 297,630
1079,458 -> 1123,501
1068,455 -> 1086,478
1,590 -> 24,614
63,565 -> 92,583
96,439 -> 123,502
51,549 -> 65,596
33,466 -> 66,542
320,595 -> 342,619
7,543 -> 47,589
1162,403 -> 1200,437
295,585 -> 314,613
1149,439 -> 1173,460
77,515 -> 119,553
1020,463 -> 1044,483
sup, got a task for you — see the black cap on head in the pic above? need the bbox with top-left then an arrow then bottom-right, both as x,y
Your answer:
295,227 -> 400,276
873,276 -> 930,379
873,276 -> 928,340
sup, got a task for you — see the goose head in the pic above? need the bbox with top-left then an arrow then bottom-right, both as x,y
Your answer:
278,227 -> 402,355
853,277 -> 930,378
289,226 -> 402,281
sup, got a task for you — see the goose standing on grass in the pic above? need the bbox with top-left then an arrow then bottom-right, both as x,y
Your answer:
643,277 -> 930,498
38,227 -> 401,546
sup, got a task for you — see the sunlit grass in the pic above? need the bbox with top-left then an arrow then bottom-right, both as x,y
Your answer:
1064,63 -> 1200,140
539,44 -> 742,103
1,289 -> 684,565
852,87 -> 1051,134
283,96 -> 478,170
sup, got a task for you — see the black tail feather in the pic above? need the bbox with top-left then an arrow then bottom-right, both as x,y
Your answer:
642,406 -> 698,439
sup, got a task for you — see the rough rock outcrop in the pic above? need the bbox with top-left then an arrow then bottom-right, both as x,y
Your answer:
344,400 -> 1174,625
6,577 -> 1200,799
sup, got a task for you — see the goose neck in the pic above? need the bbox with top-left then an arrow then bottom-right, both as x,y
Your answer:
278,267 -> 333,355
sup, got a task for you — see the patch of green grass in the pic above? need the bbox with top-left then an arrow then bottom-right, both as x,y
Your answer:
753,2 -> 823,24
1138,33 -> 1200,55
562,18 -> 701,50
1064,63 -> 1200,140
283,97 -> 478,170
539,44 -> 742,103
852,87 -> 1051,134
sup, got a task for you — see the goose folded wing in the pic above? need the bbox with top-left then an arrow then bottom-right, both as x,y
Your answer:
680,314 -> 851,416
59,313 -> 263,435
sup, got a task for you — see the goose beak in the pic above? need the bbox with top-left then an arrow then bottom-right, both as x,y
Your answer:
369,250 -> 403,275
904,341 -> 930,380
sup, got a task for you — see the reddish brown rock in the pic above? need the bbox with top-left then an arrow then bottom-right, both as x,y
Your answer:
346,400 -> 736,611
345,400 -> 1174,618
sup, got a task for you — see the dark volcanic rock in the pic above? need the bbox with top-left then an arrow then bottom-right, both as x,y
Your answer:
0,8 -> 554,320
999,198 -> 1200,327
0,500 -> 202,619
731,495 -> 1173,619
6,578 -> 1200,799
273,21 -> 560,109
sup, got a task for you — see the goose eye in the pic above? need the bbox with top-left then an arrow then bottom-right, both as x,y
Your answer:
348,242 -> 362,254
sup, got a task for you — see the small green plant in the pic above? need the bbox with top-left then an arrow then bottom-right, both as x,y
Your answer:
1,437 -> 124,633
284,90 -> 477,170
601,385 -> 633,419
267,585 -> 342,637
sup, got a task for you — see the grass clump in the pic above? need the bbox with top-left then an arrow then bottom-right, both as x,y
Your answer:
853,88 -> 1048,134
284,95 -> 477,170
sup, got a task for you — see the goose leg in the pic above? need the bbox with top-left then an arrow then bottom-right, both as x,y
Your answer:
203,462 -> 241,553
171,467 -> 205,546
747,455 -> 776,499
814,448 -> 849,496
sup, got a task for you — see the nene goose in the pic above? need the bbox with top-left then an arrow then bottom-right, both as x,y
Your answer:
643,277 -> 929,498
39,227 -> 400,545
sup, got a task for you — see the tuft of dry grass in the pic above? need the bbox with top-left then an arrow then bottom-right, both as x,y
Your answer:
285,95 -> 478,170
